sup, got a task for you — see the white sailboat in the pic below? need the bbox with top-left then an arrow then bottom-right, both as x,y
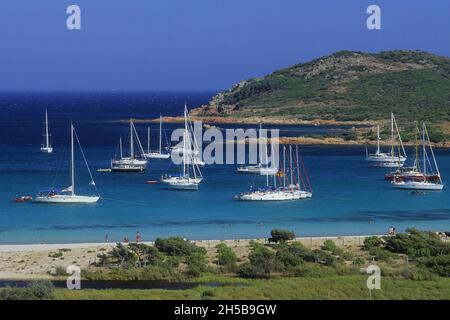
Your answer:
237,145 -> 312,201
366,113 -> 406,167
111,120 -> 148,172
144,115 -> 171,159
393,122 -> 444,190
40,109 -> 53,154
237,124 -> 278,175
35,123 -> 100,203
161,106 -> 203,190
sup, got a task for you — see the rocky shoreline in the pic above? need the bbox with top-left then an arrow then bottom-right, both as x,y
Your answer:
127,116 -> 450,148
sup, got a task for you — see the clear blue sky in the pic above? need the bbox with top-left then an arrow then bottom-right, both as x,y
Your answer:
0,0 -> 449,91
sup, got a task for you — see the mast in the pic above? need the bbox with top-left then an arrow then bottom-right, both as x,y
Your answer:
296,146 -> 301,190
159,115 -> 163,154
265,143 -> 269,187
119,136 -> 123,159
414,122 -> 419,171
147,127 -> 150,154
272,143 -> 276,188
424,122 -> 442,183
70,123 -> 75,196
376,125 -> 380,155
130,119 -> 134,159
422,123 -> 426,176
283,146 -> 286,188
390,112 -> 394,156
259,123 -> 262,165
183,107 -> 187,177
393,114 -> 407,158
45,109 -> 50,148
289,146 -> 293,187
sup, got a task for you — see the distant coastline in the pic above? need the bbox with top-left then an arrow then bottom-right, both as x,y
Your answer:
125,116 -> 450,148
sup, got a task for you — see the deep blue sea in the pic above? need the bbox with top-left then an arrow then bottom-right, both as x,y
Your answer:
0,91 -> 449,244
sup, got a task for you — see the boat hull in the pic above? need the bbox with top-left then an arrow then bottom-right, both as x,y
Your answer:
111,166 -> 146,172
168,184 -> 199,191
238,190 -> 311,201
40,147 -> 53,154
393,182 -> 444,190
34,195 -> 100,203
161,176 -> 202,184
144,153 -> 171,159
237,166 -> 278,175
111,158 -> 147,172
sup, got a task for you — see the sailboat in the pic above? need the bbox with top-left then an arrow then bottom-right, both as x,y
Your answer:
143,115 -> 170,159
237,124 -> 278,175
111,119 -> 148,172
161,106 -> 203,190
35,123 -> 100,203
40,109 -> 53,154
366,113 -> 406,167
385,123 -> 438,182
393,122 -> 444,190
237,145 -> 312,201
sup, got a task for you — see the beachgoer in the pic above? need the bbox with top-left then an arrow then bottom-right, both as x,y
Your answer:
136,231 -> 142,243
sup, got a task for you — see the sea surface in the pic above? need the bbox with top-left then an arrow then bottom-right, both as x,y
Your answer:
0,91 -> 449,244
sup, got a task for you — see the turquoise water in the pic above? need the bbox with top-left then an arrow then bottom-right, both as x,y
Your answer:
0,92 -> 449,244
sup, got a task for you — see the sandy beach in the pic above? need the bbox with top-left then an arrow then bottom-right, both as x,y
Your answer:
0,235 -> 381,280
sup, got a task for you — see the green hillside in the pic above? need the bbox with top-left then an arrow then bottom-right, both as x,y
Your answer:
193,50 -> 450,141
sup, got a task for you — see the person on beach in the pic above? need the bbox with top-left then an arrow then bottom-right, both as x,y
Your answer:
136,231 -> 142,243
105,234 -> 109,243
123,236 -> 129,243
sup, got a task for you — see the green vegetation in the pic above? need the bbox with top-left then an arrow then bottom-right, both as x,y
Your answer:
0,281 -> 55,300
215,242 -> 238,269
84,237 -> 207,281
2,229 -> 449,300
54,275 -> 450,300
198,50 -> 450,142
269,229 -> 295,243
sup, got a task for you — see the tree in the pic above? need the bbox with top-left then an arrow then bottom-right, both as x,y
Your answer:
269,229 -> 295,244
322,240 -> 337,252
363,236 -> 383,250
238,243 -> 278,278
155,237 -> 205,257
215,243 -> 237,266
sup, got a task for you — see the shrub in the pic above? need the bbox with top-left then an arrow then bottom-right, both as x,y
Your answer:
48,251 -> 63,258
269,229 -> 295,243
340,250 -> 354,261
237,263 -> 267,279
127,243 -> 162,267
215,243 -> 237,266
363,236 -> 383,250
292,263 -> 336,278
275,243 -> 304,268
322,240 -> 337,252
422,255 -> 450,277
383,229 -> 450,257
155,237 -> 205,257
202,289 -> 215,299
311,249 -> 341,266
352,257 -> 366,266
53,266 -> 67,276
368,247 -> 395,262
238,243 -> 278,278
0,281 -> 55,300
186,252 -> 208,277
